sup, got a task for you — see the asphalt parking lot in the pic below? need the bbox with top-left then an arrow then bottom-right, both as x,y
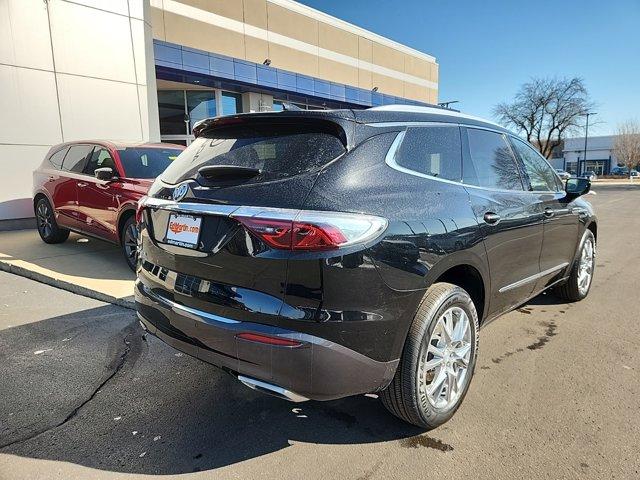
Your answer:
1,185 -> 638,480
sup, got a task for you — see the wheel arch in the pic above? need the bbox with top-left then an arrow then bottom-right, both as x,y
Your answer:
432,263 -> 487,323
586,220 -> 597,243
116,207 -> 136,245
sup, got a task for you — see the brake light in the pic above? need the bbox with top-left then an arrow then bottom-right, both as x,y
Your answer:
232,209 -> 386,251
236,332 -> 303,347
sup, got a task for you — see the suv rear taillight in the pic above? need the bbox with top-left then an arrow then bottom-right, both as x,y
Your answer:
231,207 -> 387,251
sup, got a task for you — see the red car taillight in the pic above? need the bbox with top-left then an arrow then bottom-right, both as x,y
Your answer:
232,208 -> 387,251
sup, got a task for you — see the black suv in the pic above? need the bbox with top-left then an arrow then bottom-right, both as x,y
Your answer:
135,105 -> 596,429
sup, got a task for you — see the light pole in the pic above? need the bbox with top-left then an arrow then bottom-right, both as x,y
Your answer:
438,100 -> 459,109
582,112 -> 597,175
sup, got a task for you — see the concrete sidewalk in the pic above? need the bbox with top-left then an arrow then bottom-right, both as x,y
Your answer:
0,229 -> 134,308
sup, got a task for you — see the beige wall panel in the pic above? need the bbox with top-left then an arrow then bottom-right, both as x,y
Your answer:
318,23 -> 358,58
372,72 -> 404,97
372,42 -> 404,71
318,58 -> 358,86
164,12 -> 245,59
358,68 -> 373,90
268,43 -> 318,77
404,54 -> 429,80
358,36 -> 373,62
178,0 -> 243,22
244,36 -> 270,65
428,88 -> 438,104
243,0 -> 268,28
150,6 -> 165,40
430,63 -> 439,83
267,3 -> 318,46
403,82 -> 429,103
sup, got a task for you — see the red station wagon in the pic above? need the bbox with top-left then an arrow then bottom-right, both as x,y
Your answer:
33,141 -> 185,270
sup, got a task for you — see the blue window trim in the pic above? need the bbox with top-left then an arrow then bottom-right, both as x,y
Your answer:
153,39 -> 432,109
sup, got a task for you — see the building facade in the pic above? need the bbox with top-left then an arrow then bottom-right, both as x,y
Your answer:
0,0 -> 438,222
551,136 -> 619,176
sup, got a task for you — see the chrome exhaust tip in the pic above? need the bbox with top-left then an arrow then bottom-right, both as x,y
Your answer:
237,375 -> 308,403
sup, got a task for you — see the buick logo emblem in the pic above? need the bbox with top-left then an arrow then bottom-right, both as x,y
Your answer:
172,183 -> 189,201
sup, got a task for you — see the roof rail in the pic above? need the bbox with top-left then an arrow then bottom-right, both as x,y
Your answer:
367,104 -> 501,128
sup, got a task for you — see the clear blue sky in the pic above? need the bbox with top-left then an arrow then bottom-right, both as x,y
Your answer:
298,0 -> 639,136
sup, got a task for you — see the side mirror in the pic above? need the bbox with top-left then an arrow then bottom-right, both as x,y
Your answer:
565,177 -> 590,199
95,167 -> 115,181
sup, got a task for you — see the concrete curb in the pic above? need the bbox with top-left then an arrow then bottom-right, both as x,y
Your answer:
0,260 -> 135,310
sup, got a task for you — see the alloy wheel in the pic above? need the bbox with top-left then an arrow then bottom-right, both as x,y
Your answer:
123,222 -> 138,264
578,238 -> 594,295
37,201 -> 53,239
418,306 -> 472,410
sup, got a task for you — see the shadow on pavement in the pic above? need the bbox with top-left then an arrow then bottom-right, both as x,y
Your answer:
0,305 -> 422,475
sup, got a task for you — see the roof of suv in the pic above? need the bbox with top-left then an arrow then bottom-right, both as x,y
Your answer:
192,105 -> 511,137
51,140 -> 185,150
352,105 -> 510,133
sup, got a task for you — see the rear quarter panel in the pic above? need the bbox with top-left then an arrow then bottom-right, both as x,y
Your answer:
299,131 -> 489,360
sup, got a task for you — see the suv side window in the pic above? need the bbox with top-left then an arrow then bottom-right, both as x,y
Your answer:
463,128 -> 524,190
510,137 -> 560,192
84,147 -> 116,177
394,126 -> 462,181
48,148 -> 68,169
62,145 -> 93,174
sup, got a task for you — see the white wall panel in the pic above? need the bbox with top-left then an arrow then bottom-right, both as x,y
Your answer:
49,0 -> 137,83
128,0 -> 147,21
57,74 -> 143,142
0,0 -> 53,71
0,144 -> 51,219
0,65 -> 62,145
66,0 -> 130,16
130,18 -> 148,85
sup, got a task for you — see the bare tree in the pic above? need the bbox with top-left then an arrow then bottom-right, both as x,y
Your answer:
494,77 -> 595,159
613,120 -> 640,179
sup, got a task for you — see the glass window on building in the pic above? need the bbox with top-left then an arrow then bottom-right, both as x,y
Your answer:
272,100 -> 284,112
186,91 -> 216,132
221,92 -> 242,115
565,162 -> 578,174
159,88 -> 243,146
158,90 -> 187,135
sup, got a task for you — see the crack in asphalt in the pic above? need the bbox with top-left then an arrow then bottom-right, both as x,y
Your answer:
0,323 -> 140,451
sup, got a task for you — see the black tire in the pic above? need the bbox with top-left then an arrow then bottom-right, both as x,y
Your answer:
120,215 -> 138,272
380,282 -> 479,429
554,230 -> 595,302
35,197 -> 69,244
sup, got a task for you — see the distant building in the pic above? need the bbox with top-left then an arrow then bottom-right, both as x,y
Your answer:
550,135 -> 620,175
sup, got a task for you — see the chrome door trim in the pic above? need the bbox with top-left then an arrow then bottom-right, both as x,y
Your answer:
142,197 -> 240,216
140,282 -> 240,324
498,262 -> 569,293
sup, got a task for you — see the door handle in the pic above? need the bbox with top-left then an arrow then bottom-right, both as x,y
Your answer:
483,212 -> 501,225
544,207 -> 555,218
77,182 -> 88,188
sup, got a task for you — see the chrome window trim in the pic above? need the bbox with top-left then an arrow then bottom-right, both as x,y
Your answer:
383,127 -> 559,195
383,128 -> 467,187
498,262 -> 569,293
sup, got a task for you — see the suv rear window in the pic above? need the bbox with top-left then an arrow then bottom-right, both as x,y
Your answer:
48,147 -> 68,169
161,123 -> 346,185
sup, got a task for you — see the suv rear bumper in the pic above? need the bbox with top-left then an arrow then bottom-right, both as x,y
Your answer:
135,279 -> 398,401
